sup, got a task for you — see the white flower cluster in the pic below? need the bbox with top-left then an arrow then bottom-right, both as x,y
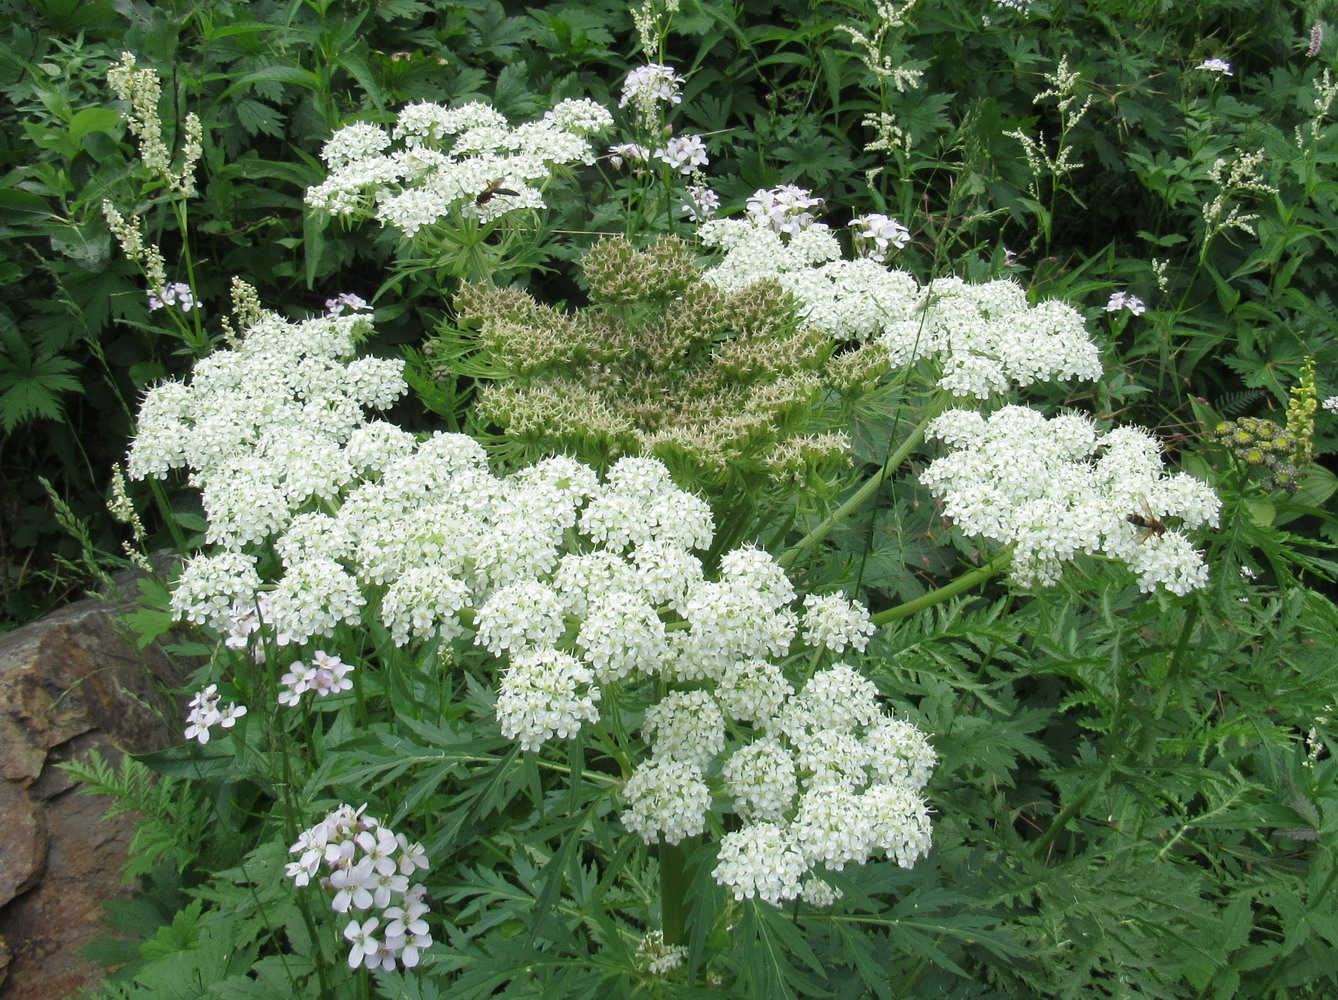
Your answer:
1195,58 -> 1233,76
745,184 -> 826,235
183,684 -> 247,744
615,662 -> 937,907
655,134 -> 708,174
921,405 -> 1222,593
699,220 -> 1102,395
848,213 -> 910,262
634,930 -> 687,976
619,64 -> 684,119
285,804 -> 432,970
279,650 -> 355,707
148,281 -> 197,312
1105,290 -> 1146,315
306,98 -> 612,234
128,306 -> 404,570
1322,395 -> 1338,414
131,308 -> 936,909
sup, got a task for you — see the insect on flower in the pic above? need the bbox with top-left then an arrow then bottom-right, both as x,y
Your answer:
1126,497 -> 1170,540
475,178 -> 520,206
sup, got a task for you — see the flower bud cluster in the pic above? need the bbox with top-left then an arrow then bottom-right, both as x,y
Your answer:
922,406 -> 1221,593
699,221 -> 1102,396
1210,416 -> 1302,491
306,98 -> 612,235
285,805 -> 432,970
442,237 -> 853,487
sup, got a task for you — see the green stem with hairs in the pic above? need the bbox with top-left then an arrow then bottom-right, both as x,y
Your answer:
778,395 -> 950,570
870,548 -> 1014,626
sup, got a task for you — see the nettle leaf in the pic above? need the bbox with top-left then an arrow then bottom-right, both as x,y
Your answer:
0,325 -> 83,431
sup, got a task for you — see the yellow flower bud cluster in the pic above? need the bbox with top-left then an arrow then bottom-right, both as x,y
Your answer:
1211,416 -> 1301,491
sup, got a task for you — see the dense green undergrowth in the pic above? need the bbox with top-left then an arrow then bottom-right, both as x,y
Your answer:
2,0 -> 1337,997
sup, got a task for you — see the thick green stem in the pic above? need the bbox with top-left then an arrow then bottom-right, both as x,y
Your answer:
659,838 -> 689,948
778,396 -> 949,570
870,548 -> 1013,626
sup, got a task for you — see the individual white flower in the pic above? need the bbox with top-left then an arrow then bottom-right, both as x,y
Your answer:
1195,57 -> 1233,76
1105,290 -> 1147,315
495,647 -> 601,751
344,917 -> 382,970
621,757 -> 711,845
278,660 -> 317,707
712,822 -> 807,904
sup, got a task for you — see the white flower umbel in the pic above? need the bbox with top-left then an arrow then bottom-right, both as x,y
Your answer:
495,648 -> 601,752
801,593 -> 876,653
620,756 -> 712,845
306,98 -> 612,235
642,690 -> 726,767
921,405 -> 1221,593
699,221 -> 1101,395
712,822 -> 807,905
608,661 -> 938,905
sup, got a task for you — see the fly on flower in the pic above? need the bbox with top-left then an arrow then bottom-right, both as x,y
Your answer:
475,178 -> 520,206
1126,497 -> 1170,541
